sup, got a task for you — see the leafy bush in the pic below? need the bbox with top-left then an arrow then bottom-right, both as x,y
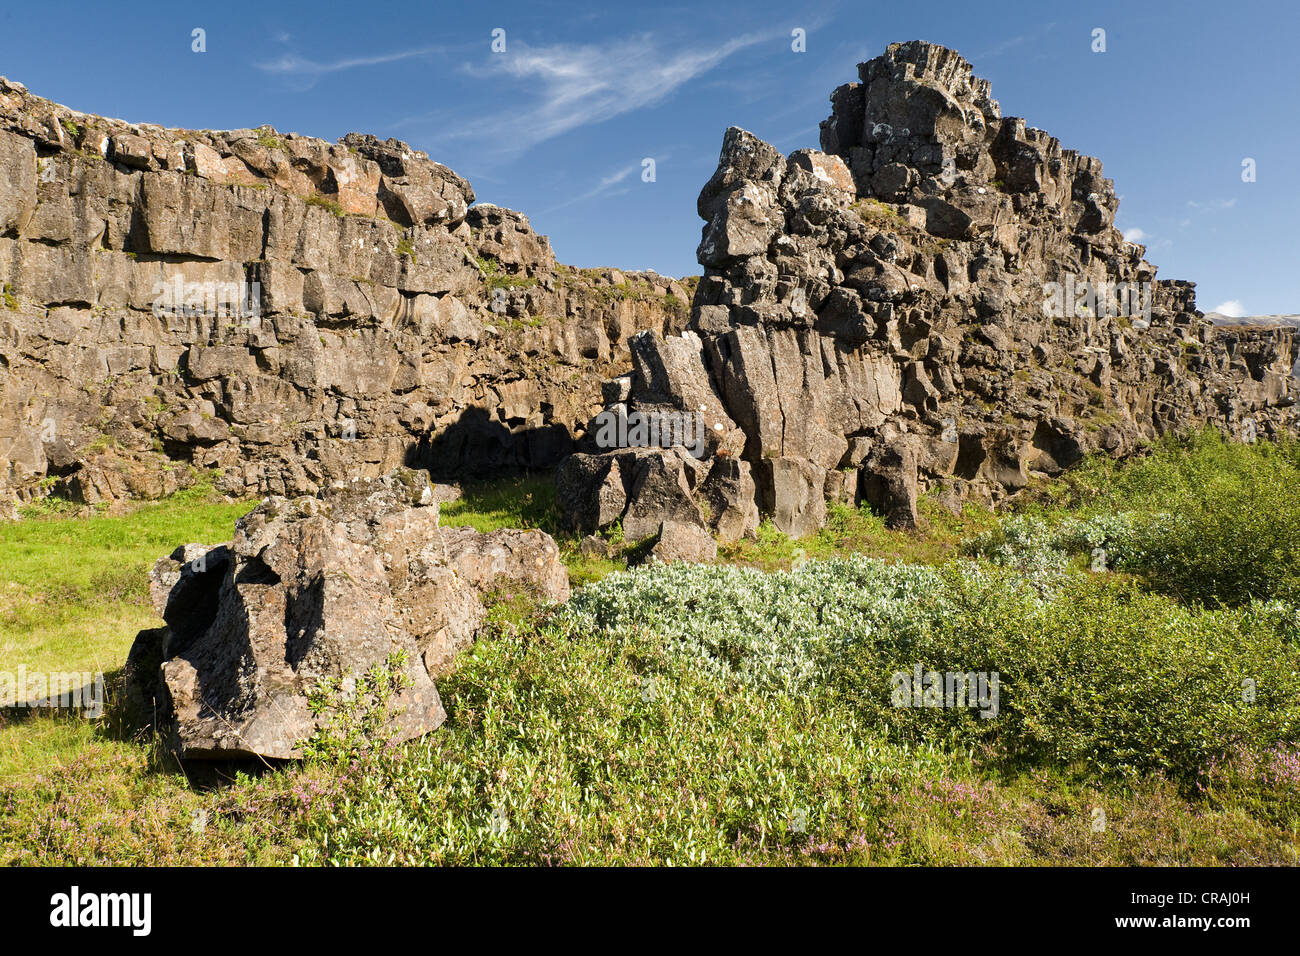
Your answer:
994,432 -> 1300,607
1108,433 -> 1300,606
304,651 -> 415,768
1127,481 -> 1300,608
964,513 -> 1138,578
555,558 -> 942,693
561,558 -> 1300,787
293,622 -> 954,865
963,516 -> 1073,586
830,571 -> 1300,785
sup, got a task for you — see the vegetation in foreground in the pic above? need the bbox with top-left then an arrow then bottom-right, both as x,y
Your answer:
2,431 -> 1299,865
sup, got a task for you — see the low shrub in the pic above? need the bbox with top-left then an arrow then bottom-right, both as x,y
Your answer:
293,622 -> 955,866
830,570 -> 1300,786
561,558 -> 1300,787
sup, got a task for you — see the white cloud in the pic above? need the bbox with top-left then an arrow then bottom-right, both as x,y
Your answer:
1186,198 -> 1237,211
545,160 -> 650,213
256,45 -> 444,85
1122,227 -> 1147,242
976,22 -> 1058,60
439,32 -> 773,153
1211,300 -> 1247,318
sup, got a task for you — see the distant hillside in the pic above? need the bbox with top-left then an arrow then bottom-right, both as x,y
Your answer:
1205,314 -> 1300,375
1206,312 -> 1300,328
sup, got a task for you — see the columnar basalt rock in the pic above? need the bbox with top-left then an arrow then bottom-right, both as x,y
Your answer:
125,469 -> 569,759
555,40 -> 1298,541
2,44 -> 1294,543
0,78 -> 691,515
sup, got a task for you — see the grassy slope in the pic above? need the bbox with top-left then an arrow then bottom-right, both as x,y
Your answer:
0,492 -> 252,786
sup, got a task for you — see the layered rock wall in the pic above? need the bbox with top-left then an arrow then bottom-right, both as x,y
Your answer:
0,77 -> 689,514
557,41 -> 1298,540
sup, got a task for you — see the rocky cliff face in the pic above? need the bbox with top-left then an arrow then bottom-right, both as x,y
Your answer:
0,77 -> 689,515
4,42 -> 1294,537
557,41 -> 1298,541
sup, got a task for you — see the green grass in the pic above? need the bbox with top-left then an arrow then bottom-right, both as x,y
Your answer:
304,192 -> 345,217
0,487 -> 254,805
255,129 -> 287,151
850,198 -> 907,226
438,474 -> 559,534
497,315 -> 549,332
1,495 -> 252,681
3,437 -> 1300,865
474,255 -> 538,292
437,474 -> 629,585
720,496 -> 998,571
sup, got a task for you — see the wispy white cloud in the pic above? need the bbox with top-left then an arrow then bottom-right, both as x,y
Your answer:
256,45 -> 444,87
1122,227 -> 1147,242
770,124 -> 821,148
1211,299 -> 1247,317
545,159 -> 651,213
1186,198 -> 1237,211
976,22 -> 1058,60
424,31 -> 774,155
544,151 -> 681,214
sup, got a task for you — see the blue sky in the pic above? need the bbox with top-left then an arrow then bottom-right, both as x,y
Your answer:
3,0 -> 1297,314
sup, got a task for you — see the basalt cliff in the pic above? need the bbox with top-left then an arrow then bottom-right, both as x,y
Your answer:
556,41 -> 1298,543
0,78 -> 687,516
2,40 -> 1296,544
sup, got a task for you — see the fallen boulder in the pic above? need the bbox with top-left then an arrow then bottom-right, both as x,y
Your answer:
125,468 -> 569,760
649,519 -> 718,564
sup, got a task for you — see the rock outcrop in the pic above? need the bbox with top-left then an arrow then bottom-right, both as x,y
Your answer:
3,42 -> 1294,543
0,77 -> 691,514
556,41 -> 1298,539
125,468 -> 568,759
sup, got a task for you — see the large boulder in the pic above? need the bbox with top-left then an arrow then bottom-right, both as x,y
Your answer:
698,456 -> 759,543
760,456 -> 827,539
860,437 -> 920,529
125,468 -> 568,759
621,450 -> 709,541
649,519 -> 718,564
556,452 -> 627,535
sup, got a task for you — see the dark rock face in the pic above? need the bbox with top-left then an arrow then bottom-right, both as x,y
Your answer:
556,40 -> 1298,540
0,77 -> 690,513
125,469 -> 568,759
